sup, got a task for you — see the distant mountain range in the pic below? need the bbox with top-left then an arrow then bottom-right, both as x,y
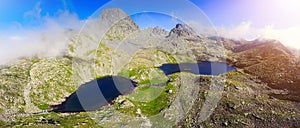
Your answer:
219,38 -> 300,102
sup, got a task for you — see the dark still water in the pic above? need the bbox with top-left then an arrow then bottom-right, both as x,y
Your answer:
52,76 -> 137,112
52,62 -> 235,112
158,61 -> 236,75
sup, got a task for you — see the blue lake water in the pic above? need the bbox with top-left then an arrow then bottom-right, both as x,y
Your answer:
52,62 -> 235,112
158,61 -> 236,75
52,76 -> 137,112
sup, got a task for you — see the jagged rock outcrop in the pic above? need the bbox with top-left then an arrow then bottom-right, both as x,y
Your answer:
100,8 -> 139,41
167,24 -> 202,41
151,26 -> 169,36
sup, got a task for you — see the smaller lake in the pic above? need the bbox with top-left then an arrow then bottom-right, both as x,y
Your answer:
52,62 -> 235,113
158,61 -> 236,75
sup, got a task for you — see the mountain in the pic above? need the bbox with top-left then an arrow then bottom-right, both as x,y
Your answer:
208,36 -> 248,51
167,24 -> 202,41
179,71 -> 300,128
0,57 -> 75,121
0,8 -> 299,128
223,39 -> 300,102
99,8 -> 139,41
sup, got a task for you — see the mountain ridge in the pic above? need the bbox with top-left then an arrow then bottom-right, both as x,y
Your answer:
220,37 -> 300,102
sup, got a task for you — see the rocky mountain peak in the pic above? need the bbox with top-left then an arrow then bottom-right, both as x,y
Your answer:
167,23 -> 201,40
175,24 -> 191,31
99,8 -> 129,24
98,8 -> 139,41
151,26 -> 169,36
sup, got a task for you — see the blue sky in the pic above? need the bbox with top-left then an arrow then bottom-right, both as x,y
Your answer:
1,0 -> 300,29
0,0 -> 300,65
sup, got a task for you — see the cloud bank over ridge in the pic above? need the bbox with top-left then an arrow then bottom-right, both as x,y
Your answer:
216,21 -> 300,49
0,3 -> 82,65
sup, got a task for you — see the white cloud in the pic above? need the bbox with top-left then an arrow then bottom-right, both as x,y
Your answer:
217,22 -> 257,40
9,36 -> 25,41
260,25 -> 300,49
215,21 -> 300,49
24,2 -> 42,22
0,3 -> 83,66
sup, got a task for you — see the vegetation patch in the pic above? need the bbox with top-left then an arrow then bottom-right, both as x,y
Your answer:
4,112 -> 102,128
117,83 -> 176,116
37,103 -> 49,110
128,86 -> 164,102
118,67 -> 168,84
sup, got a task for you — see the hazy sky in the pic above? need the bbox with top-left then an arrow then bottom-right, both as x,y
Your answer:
1,0 -> 300,28
0,0 -> 300,65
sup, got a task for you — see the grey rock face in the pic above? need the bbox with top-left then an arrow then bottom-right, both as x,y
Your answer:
99,8 -> 129,24
167,24 -> 202,41
100,8 -> 139,41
